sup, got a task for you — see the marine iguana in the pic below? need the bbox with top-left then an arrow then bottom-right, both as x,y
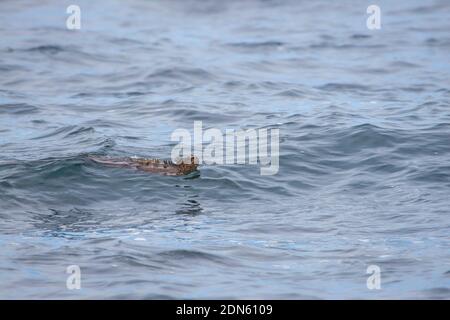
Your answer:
88,155 -> 199,176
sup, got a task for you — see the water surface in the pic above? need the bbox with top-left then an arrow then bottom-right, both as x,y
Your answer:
0,0 -> 449,299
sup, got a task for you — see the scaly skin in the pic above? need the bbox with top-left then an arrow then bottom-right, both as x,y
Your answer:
88,155 -> 199,176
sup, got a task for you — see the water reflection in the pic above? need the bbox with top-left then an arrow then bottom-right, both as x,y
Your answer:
176,198 -> 203,216
31,208 -> 97,239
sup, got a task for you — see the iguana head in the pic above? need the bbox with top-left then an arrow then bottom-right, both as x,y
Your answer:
175,155 -> 199,175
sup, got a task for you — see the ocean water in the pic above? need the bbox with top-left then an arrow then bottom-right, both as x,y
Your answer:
0,0 -> 449,299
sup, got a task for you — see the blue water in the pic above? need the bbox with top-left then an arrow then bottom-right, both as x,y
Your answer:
0,0 -> 449,299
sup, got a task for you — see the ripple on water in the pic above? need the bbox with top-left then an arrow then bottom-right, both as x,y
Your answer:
0,0 -> 449,299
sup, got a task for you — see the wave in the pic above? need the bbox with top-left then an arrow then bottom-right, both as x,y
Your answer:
0,103 -> 39,115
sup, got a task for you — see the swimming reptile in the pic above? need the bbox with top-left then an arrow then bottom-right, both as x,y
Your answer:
88,155 -> 199,176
